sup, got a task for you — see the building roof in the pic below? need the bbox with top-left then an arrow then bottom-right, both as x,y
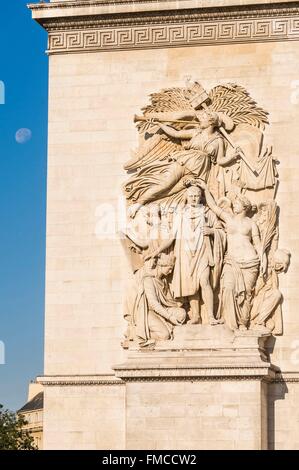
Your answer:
18,392 -> 44,413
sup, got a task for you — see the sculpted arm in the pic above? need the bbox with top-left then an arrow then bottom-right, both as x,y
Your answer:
120,227 -> 149,249
159,123 -> 195,140
200,182 -> 230,224
252,221 -> 262,254
145,237 -> 176,261
217,140 -> 241,167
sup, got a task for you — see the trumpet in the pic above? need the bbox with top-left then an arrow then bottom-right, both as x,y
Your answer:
134,114 -> 198,125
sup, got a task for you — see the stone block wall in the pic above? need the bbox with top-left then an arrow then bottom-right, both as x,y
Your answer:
30,0 -> 299,449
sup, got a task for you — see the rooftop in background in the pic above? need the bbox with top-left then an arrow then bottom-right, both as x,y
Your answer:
18,391 -> 43,413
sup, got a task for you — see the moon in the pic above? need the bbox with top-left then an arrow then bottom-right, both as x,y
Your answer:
15,128 -> 32,144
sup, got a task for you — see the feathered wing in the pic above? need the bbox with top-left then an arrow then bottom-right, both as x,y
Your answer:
137,86 -> 196,134
209,83 -> 269,130
260,202 -> 279,255
258,201 -> 279,277
124,134 -> 179,171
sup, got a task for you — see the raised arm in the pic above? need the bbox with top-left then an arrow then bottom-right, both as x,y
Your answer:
159,123 -> 195,140
199,182 -> 230,224
144,237 -> 175,261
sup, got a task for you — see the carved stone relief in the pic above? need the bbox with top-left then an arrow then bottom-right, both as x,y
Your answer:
121,81 -> 290,349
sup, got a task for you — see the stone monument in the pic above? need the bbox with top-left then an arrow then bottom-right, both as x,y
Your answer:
30,0 -> 299,450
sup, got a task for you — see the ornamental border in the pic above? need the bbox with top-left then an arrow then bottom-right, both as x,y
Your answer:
47,15 -> 299,54
37,376 -> 299,385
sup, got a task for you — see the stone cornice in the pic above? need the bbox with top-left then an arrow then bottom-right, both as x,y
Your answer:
273,371 -> 299,383
36,370 -> 299,385
113,361 -> 278,381
28,1 -> 299,11
31,7 -> 299,31
28,1 -> 299,53
36,374 -> 124,386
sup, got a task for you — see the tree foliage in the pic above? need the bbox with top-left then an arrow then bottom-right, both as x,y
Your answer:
0,404 -> 36,450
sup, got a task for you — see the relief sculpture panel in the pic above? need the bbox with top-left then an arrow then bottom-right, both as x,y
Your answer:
120,81 -> 290,348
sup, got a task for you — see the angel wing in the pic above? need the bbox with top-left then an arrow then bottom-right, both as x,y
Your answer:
124,133 -> 179,171
209,83 -> 269,130
137,85 -> 197,134
260,201 -> 278,254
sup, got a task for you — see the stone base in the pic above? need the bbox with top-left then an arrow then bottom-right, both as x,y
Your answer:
113,325 -> 276,449
122,324 -> 272,372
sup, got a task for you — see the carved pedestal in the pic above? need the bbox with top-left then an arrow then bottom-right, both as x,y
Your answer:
114,326 -> 276,450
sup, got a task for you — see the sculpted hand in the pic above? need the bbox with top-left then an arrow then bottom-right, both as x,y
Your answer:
130,245 -> 142,255
233,146 -> 242,161
197,180 -> 207,190
203,227 -> 214,236
169,313 -> 183,326
144,250 -> 160,262
149,117 -> 159,125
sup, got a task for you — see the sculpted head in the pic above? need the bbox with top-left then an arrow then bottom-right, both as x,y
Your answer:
198,111 -> 221,130
273,249 -> 291,274
185,184 -> 203,207
156,252 -> 176,277
232,194 -> 252,215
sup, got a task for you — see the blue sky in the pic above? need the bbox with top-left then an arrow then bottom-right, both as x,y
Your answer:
0,1 -> 48,410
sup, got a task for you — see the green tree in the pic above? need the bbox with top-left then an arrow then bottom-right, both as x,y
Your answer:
0,404 -> 36,450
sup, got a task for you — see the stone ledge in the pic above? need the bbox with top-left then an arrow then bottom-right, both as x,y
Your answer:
114,324 -> 280,381
113,361 -> 277,381
29,1 -> 299,17
35,370 -> 299,384
126,324 -> 271,362
274,371 -> 299,382
36,374 -> 124,386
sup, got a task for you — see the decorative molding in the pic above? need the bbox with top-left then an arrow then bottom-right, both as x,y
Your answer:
29,0 -> 204,9
28,1 -> 299,53
275,378 -> 299,383
113,361 -> 277,382
47,16 -> 299,54
115,376 -> 273,382
28,1 -> 299,12
273,371 -> 299,383
35,371 -> 299,384
35,6 -> 299,31
36,375 -> 124,386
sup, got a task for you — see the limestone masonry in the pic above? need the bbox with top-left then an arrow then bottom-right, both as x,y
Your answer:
30,0 -> 299,450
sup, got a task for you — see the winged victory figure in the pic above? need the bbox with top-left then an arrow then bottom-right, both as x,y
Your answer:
124,81 -> 274,217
